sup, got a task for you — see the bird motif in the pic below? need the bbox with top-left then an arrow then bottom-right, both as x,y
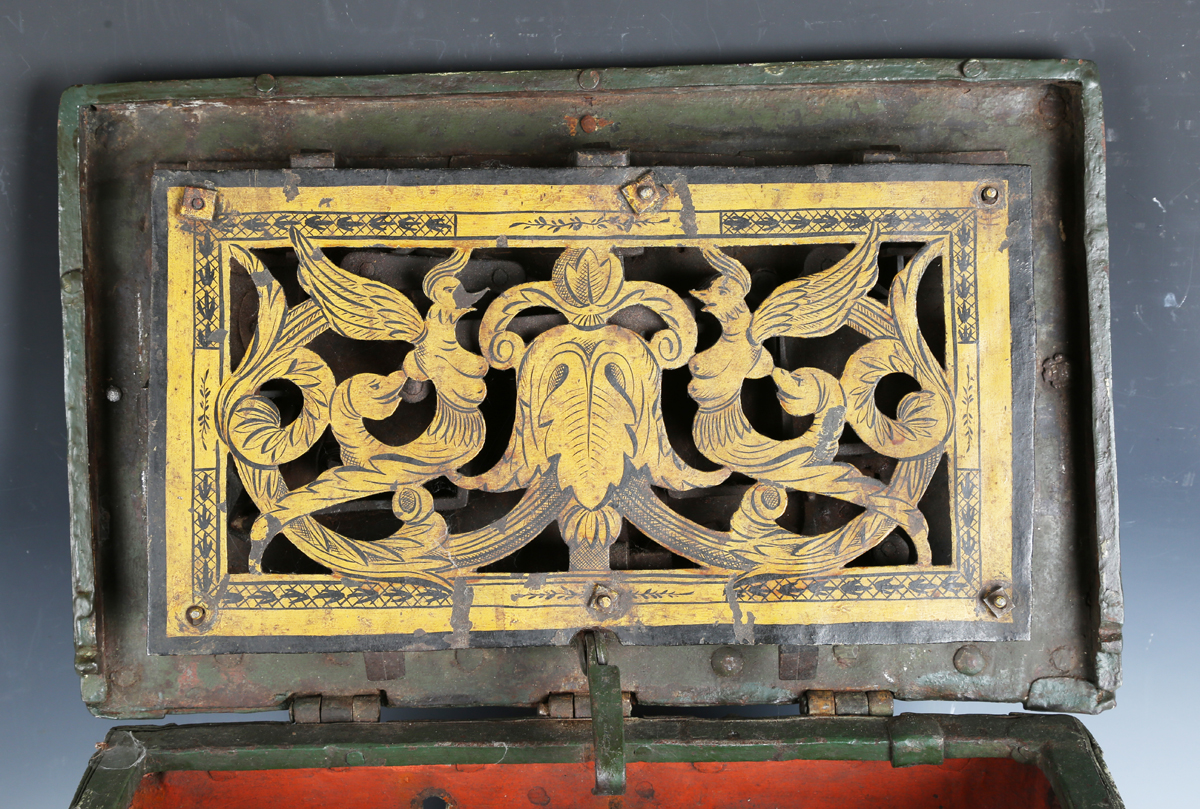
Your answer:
688,226 -> 887,508
242,230 -> 488,574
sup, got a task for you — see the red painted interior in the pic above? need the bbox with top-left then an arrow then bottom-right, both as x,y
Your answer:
128,758 -> 1061,809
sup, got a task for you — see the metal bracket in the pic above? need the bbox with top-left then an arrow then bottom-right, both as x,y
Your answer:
583,631 -> 626,796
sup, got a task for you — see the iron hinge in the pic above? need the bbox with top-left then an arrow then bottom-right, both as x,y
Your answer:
804,689 -> 895,717
537,691 -> 634,719
290,693 -> 382,723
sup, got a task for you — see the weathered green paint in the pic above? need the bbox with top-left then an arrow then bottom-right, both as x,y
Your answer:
888,713 -> 945,767
585,635 -> 626,795
59,59 -> 1118,719
71,715 -> 1122,809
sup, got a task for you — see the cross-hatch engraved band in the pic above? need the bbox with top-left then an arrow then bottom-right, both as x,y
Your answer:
161,174 -> 1016,645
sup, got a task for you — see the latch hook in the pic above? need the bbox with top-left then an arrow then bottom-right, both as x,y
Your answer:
581,630 -> 626,795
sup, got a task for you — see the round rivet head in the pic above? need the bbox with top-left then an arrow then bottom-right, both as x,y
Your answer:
254,73 -> 277,94
190,196 -> 206,210
596,595 -> 612,610
105,385 -> 122,403
711,647 -> 744,677
961,59 -> 985,79
953,644 -> 986,676
577,69 -> 601,90
579,114 -> 598,133
185,605 -> 207,626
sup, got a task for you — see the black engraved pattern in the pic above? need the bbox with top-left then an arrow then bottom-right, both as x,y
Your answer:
211,211 -> 457,240
192,468 -> 219,597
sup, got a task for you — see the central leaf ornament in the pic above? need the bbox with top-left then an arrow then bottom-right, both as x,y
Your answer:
461,247 -> 728,569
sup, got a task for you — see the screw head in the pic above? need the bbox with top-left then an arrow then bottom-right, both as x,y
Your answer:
596,594 -> 612,610
637,185 -> 655,200
982,586 -> 1013,616
961,59 -> 985,79
953,644 -> 986,676
711,647 -> 745,677
577,69 -> 601,90
254,73 -> 277,94
980,185 -> 999,204
185,605 -> 207,626
105,385 -> 122,403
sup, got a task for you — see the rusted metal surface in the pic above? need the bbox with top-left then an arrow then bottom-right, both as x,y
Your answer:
60,61 -> 1117,718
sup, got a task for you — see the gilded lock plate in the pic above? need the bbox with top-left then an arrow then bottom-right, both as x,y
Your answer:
149,165 -> 1032,652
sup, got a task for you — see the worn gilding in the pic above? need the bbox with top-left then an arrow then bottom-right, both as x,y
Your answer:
158,170 -> 1020,646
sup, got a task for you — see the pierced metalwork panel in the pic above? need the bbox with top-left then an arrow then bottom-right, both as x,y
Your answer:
149,165 -> 1032,653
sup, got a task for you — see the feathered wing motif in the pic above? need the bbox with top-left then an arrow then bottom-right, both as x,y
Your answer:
750,223 -> 883,343
292,227 -> 423,341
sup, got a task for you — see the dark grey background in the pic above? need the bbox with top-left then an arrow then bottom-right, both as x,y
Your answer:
0,1 -> 1192,805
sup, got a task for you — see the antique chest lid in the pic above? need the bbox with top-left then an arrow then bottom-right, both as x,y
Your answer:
60,60 -> 1120,719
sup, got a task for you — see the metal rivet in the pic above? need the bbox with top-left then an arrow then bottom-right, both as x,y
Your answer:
953,644 -> 986,676
980,185 -> 999,204
596,595 -> 612,609
637,185 -> 654,200
579,114 -> 598,133
991,593 -> 1008,609
190,196 -> 206,210
254,73 -> 277,94
105,385 -> 122,403
711,647 -> 745,677
185,605 -> 207,626
577,69 -> 601,90
961,59 -> 985,79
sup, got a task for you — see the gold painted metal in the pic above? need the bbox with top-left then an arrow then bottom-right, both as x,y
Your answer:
163,176 -> 1015,643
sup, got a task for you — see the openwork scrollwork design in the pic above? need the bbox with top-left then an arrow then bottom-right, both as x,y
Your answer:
215,226 -> 954,588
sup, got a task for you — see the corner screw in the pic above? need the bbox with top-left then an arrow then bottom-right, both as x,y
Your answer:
254,73 -> 277,94
953,644 -> 986,676
190,196 -> 206,210
961,59 -> 985,79
185,605 -> 207,626
982,586 -> 1013,617
105,385 -> 122,403
577,69 -> 601,90
980,185 -> 999,204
